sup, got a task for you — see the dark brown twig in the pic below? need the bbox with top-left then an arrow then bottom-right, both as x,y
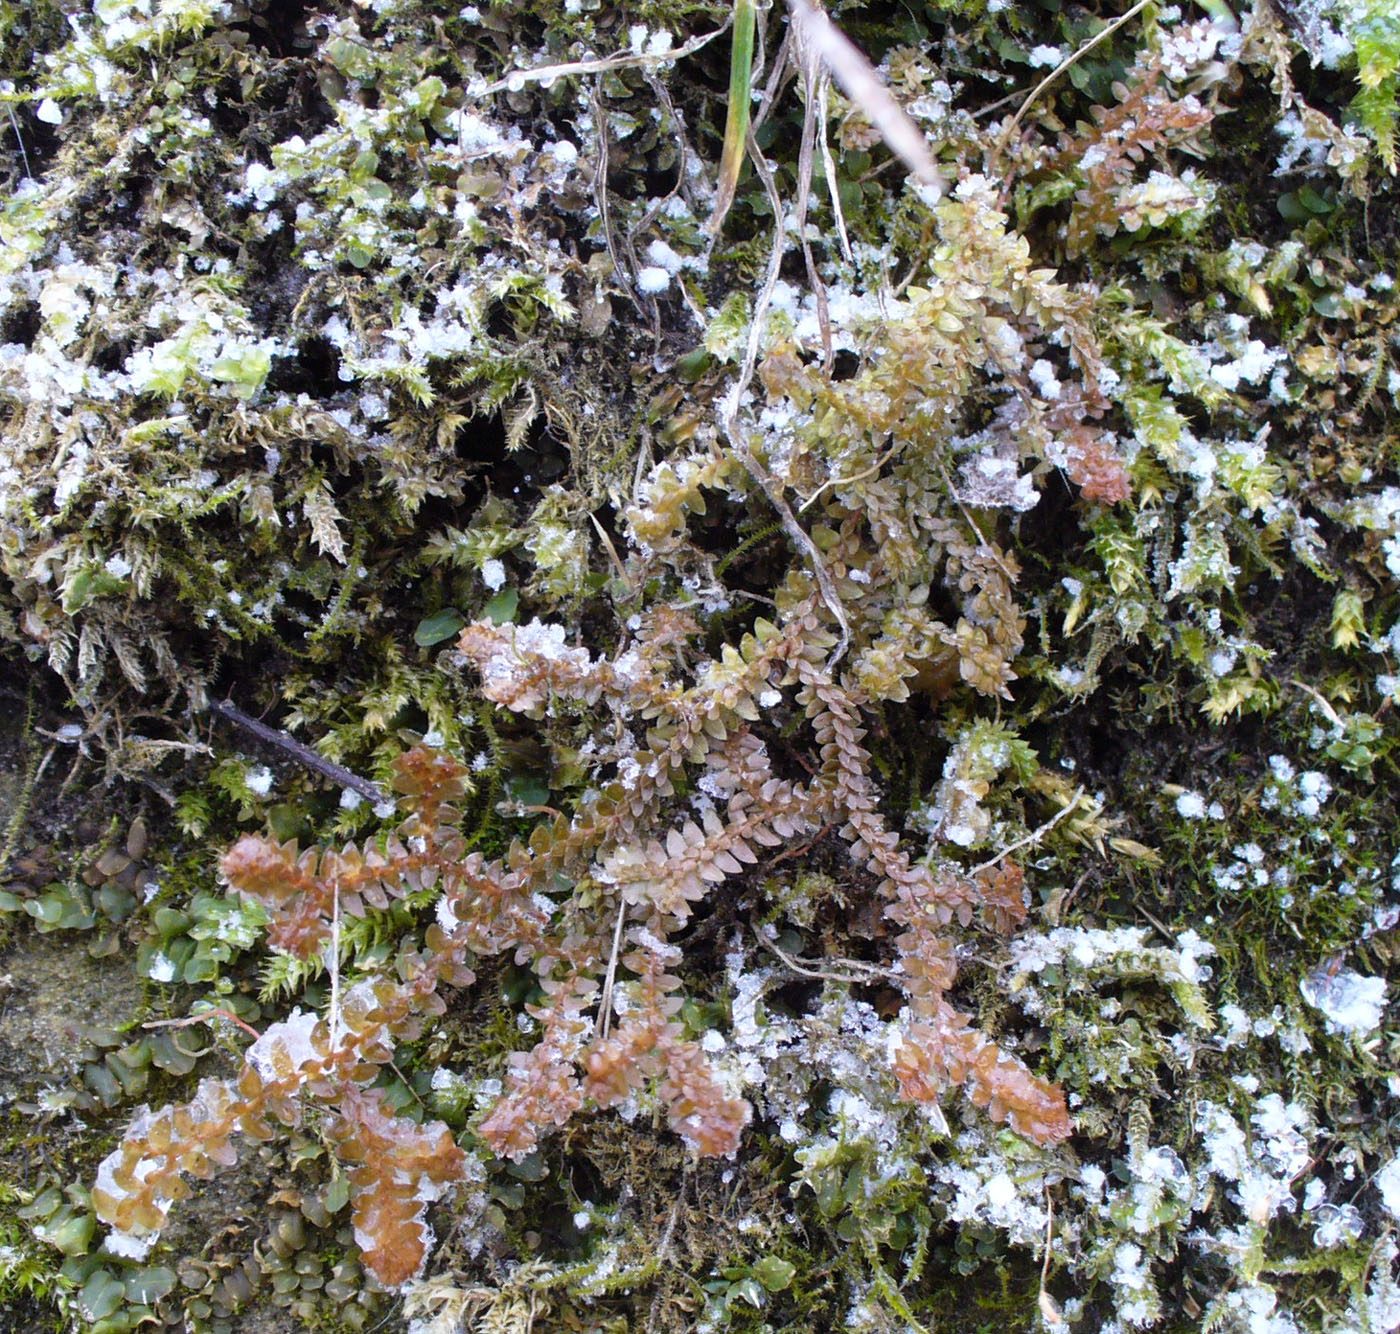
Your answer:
207,697 -> 387,806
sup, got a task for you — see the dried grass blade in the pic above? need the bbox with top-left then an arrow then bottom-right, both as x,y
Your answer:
786,0 -> 942,195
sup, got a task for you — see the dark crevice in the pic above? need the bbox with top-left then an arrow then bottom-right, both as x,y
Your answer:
232,0 -> 319,57
265,334 -> 341,397
1,301 -> 41,349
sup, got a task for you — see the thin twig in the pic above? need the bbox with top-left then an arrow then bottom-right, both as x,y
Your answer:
970,787 -> 1084,874
207,696 -> 387,806
328,876 -> 343,1053
590,511 -> 632,586
144,1007 -> 263,1043
1038,1189 -> 1064,1326
1291,678 -> 1344,729
721,129 -> 852,668
469,24 -> 727,98
597,895 -> 629,1042
7,105 -> 33,180
590,82 -> 645,315
816,71 -> 855,265
749,30 -> 794,149
798,446 -> 894,512
756,928 -> 896,985
1135,901 -> 1180,944
787,0 -> 943,195
792,34 -> 833,363
995,0 -> 1152,162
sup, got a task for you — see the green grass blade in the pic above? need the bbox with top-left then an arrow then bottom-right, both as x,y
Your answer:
706,0 -> 756,235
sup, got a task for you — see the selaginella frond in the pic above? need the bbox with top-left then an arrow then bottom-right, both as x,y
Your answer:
92,169 -> 1106,1292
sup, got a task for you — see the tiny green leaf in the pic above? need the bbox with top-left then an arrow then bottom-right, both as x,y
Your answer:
752,1256 -> 796,1291
124,1266 -> 177,1304
484,587 -> 518,624
324,1174 -> 351,1214
415,607 -> 467,646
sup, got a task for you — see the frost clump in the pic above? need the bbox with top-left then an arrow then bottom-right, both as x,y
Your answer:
247,1008 -> 324,1081
959,452 -> 1039,512
1011,925 -> 1215,988
938,1154 -> 1047,1244
1377,1156 -> 1400,1220
1028,358 -> 1062,400
1300,964 -> 1387,1035
1176,789 -> 1207,819
1210,340 -> 1281,390
146,952 -> 176,983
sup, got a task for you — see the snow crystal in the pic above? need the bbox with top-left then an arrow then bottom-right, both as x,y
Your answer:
244,161 -> 280,207
481,557 -> 506,590
104,1229 -> 156,1260
1312,1202 -> 1363,1247
637,265 -> 671,294
454,111 -> 511,157
147,952 -> 176,983
1209,648 -> 1237,676
960,453 -> 1038,511
645,239 -> 685,274
1198,1102 -> 1248,1181
1210,340 -> 1278,390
